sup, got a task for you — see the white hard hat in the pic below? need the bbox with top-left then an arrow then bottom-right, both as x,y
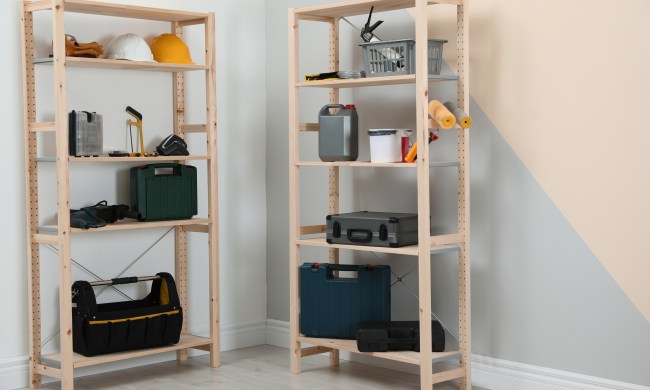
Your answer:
104,33 -> 155,62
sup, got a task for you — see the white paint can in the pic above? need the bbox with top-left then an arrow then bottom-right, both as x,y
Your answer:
368,129 -> 403,163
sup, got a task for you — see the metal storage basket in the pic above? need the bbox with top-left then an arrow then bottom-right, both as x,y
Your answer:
360,39 -> 447,77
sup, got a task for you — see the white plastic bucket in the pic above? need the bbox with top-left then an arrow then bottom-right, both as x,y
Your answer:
368,129 -> 402,163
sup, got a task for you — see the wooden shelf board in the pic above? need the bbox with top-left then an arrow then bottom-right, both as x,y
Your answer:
38,218 -> 210,234
296,161 -> 459,168
298,237 -> 419,255
297,336 -> 460,365
294,0 -> 462,19
297,237 -> 459,256
34,156 -> 209,163
297,74 -> 458,88
34,57 -> 208,72
42,335 -> 212,369
297,161 -> 415,168
70,155 -> 209,163
27,0 -> 212,22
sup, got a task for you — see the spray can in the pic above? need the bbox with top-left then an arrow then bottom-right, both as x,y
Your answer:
318,104 -> 359,162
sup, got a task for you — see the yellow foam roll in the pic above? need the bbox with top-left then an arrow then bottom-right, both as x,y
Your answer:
443,101 -> 473,129
428,100 -> 456,129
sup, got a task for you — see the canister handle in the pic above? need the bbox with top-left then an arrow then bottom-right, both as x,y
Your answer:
319,104 -> 347,117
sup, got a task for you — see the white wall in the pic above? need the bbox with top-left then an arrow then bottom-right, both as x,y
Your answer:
1,0 -> 267,382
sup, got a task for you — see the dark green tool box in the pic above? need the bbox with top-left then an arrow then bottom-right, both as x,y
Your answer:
300,263 -> 391,339
130,163 -> 197,222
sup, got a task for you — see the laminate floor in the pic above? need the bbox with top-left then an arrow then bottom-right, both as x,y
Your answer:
27,345 -> 486,389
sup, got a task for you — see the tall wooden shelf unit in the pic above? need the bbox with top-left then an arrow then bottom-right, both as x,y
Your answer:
20,1 -> 220,389
288,0 -> 470,389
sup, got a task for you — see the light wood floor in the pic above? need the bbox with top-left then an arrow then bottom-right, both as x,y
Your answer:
28,345 -> 485,389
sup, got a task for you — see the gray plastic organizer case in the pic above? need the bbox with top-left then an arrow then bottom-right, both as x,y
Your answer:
326,211 -> 419,248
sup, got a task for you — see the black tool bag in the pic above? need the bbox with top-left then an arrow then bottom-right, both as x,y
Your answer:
326,211 -> 419,247
72,272 -> 183,357
357,321 -> 445,352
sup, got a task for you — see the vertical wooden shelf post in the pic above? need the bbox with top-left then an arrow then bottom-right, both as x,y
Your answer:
288,7 -> 302,374
21,3 -> 42,388
413,1 -> 433,388
205,11 -> 221,368
456,1 -> 471,388
327,16 -> 341,368
52,0 -> 74,388
171,20 -> 190,363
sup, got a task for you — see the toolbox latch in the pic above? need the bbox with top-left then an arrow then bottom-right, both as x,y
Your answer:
379,224 -> 388,241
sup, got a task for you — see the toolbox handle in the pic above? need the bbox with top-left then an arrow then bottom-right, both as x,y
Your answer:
141,163 -> 183,175
347,228 -> 373,243
327,264 -> 360,272
89,275 -> 161,287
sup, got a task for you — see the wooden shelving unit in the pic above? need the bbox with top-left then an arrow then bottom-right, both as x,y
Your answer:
21,1 -> 219,389
288,0 -> 470,389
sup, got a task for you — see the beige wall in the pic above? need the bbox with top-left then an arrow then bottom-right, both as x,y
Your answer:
422,0 -> 650,321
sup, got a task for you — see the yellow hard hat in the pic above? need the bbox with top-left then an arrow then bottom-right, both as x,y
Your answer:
149,34 -> 193,64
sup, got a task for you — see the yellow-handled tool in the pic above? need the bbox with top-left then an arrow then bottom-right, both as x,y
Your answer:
126,106 -> 147,157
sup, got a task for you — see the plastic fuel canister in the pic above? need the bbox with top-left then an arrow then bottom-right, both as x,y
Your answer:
318,104 -> 359,162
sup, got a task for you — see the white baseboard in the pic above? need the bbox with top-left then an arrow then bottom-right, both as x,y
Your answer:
265,318 -> 291,348
1,320 -> 267,390
4,320 -> 647,390
264,320 -> 649,390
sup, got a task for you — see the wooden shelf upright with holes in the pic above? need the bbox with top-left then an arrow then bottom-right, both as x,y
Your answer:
20,1 -> 219,389
288,0 -> 470,389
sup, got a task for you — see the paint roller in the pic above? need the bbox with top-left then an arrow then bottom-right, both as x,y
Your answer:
428,100 -> 456,129
443,101 -> 472,129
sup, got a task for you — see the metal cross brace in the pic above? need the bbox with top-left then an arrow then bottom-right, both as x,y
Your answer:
370,252 -> 460,342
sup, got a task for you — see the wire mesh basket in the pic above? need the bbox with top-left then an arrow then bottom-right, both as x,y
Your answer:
360,39 -> 447,77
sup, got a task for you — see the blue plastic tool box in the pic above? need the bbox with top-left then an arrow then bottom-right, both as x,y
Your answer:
300,263 -> 391,339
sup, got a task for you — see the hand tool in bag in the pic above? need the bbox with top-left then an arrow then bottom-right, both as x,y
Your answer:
360,6 -> 384,43
156,134 -> 189,156
404,131 -> 439,163
341,7 -> 403,67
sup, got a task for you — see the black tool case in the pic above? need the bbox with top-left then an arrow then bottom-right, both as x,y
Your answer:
326,211 -> 419,247
357,321 -> 445,352
71,272 -> 183,357
300,263 -> 391,339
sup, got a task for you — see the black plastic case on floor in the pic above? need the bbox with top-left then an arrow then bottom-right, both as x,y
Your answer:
326,211 -> 419,247
71,272 -> 183,357
356,321 -> 445,352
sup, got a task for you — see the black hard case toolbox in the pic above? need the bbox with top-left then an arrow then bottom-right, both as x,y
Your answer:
300,263 -> 391,339
357,321 -> 445,352
71,272 -> 183,357
326,211 -> 419,247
